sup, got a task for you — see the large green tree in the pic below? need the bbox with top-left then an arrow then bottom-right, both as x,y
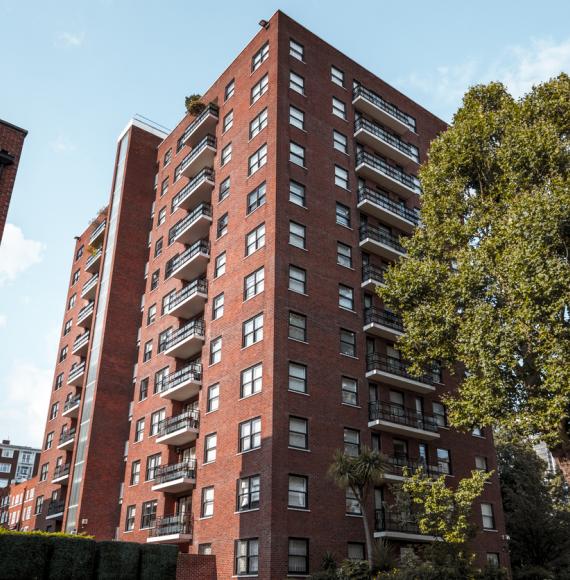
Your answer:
380,74 -> 570,475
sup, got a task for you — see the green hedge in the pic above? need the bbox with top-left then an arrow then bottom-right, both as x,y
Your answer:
47,536 -> 96,580
95,540 -> 141,580
139,544 -> 178,580
0,533 -> 49,580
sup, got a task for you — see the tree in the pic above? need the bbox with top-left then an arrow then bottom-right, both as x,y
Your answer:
184,94 -> 205,116
380,74 -> 570,477
328,447 -> 390,567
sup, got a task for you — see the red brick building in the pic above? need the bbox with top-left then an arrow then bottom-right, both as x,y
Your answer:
32,11 -> 508,578
0,118 -> 27,244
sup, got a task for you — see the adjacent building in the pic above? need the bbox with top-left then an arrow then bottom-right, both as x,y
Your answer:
30,11 -> 508,578
0,440 -> 39,489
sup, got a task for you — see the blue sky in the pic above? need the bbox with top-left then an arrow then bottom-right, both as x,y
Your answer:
1,0 -> 569,448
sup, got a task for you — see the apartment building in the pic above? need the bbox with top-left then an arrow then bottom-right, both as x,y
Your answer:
0,118 -> 27,243
32,11 -> 508,578
0,440 -> 40,489
0,477 -> 37,531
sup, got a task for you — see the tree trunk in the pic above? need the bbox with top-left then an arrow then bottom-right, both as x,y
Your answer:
360,506 -> 374,568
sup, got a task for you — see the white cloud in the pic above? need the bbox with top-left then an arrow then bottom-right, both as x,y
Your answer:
0,224 -> 45,286
49,134 -> 76,154
57,32 -> 85,47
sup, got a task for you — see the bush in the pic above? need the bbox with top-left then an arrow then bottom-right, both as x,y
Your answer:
338,560 -> 371,580
0,527 -> 92,539
139,544 -> 178,580
0,533 -> 49,579
47,536 -> 96,580
95,540 -> 140,580
185,94 -> 206,116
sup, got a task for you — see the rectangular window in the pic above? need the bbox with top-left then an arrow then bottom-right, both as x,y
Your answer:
39,463 -> 48,481
331,65 -> 345,86
204,433 -> 217,463
247,182 -> 266,214
139,378 -> 149,401
45,432 -> 54,450
59,346 -> 67,363
161,177 -> 169,197
125,505 -> 136,531
223,110 -> 234,132
68,294 -> 76,310
289,141 -> 305,166
437,448 -> 451,474
344,428 -> 360,456
154,237 -> 163,258
243,313 -> 264,347
336,202 -> 351,227
248,143 -> 268,175
251,74 -> 268,104
154,366 -> 169,394
71,270 -> 79,285
163,148 -> 172,167
157,329 -> 170,354
332,97 -> 347,119
217,213 -> 229,238
201,486 -> 214,517
237,475 -> 260,511
246,223 -> 265,255
289,180 -> 305,206
239,418 -> 262,452
235,538 -> 259,576
140,500 -> 157,529
49,402 -> 59,420
244,267 -> 265,300
241,363 -> 263,398
130,460 -> 140,485
481,503 -> 495,530
212,293 -> 224,320
150,270 -> 159,290
75,246 -> 84,261
333,130 -> 348,153
210,336 -> 222,365
145,453 -> 161,481
289,312 -> 307,342
289,362 -> 307,393
289,221 -> 306,249
225,78 -> 235,101
337,242 -> 352,268
147,304 -> 157,325
150,409 -> 165,436
339,285 -> 354,310
335,165 -> 349,189
288,265 -> 306,294
157,207 -> 166,226
219,176 -> 230,201
214,252 -> 226,277
289,105 -> 305,130
346,487 -> 362,514
340,329 -> 356,357
249,108 -> 268,139
475,456 -> 488,472
288,538 -> 309,575
207,384 -> 220,413
288,475 -> 308,509
54,373 -> 63,390
341,377 -> 358,406
487,553 -> 500,568
432,402 -> 447,427
289,416 -> 308,449
221,143 -> 232,166
135,418 -> 145,442
289,71 -> 305,94
289,39 -> 304,61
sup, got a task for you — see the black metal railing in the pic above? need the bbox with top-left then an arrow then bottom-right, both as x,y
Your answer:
353,85 -> 416,132
72,332 -> 90,351
172,168 -> 215,211
168,203 -> 212,244
362,264 -> 387,285
47,500 -> 65,517
77,302 -> 94,321
179,135 -> 217,174
68,361 -> 86,382
355,117 -> 419,162
149,513 -> 192,538
89,220 -> 106,244
53,463 -> 71,480
154,460 -> 197,484
357,186 -> 419,225
181,103 -> 219,143
364,307 -> 404,333
165,279 -> 208,313
85,249 -> 102,268
81,274 -> 98,295
63,395 -> 81,412
164,320 -> 205,352
58,428 -> 77,446
360,225 -> 406,254
165,240 -> 210,278
375,508 -> 422,534
158,410 -> 200,437
386,455 -> 447,478
356,150 -> 421,194
368,400 -> 438,432
367,354 -> 434,385
163,364 -> 202,393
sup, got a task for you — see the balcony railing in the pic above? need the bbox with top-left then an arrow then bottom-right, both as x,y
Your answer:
149,513 -> 192,538
172,168 -> 215,211
168,203 -> 212,245
89,220 -> 106,245
63,395 -> 81,413
68,361 -> 86,383
47,500 -> 65,517
154,460 -> 197,485
356,150 -> 421,195
72,331 -> 90,352
158,410 -> 200,438
164,279 -> 208,314
77,301 -> 94,322
375,508 -> 422,535
59,428 -> 77,446
85,248 -> 102,269
163,364 -> 202,393
165,240 -> 210,278
164,319 -> 205,352
386,455 -> 448,478
364,307 -> 404,333
360,225 -> 406,255
81,274 -> 98,297
355,117 -> 419,163
178,135 -> 217,175
367,354 -> 434,386
362,264 -> 387,285
53,463 -> 71,480
369,400 -> 439,433
181,103 -> 219,143
358,186 -> 419,226
353,85 -> 416,132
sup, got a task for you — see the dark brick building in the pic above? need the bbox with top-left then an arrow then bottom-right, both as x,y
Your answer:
0,440 -> 39,489
32,11 -> 509,578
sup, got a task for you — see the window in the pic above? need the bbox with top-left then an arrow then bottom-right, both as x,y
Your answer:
204,433 -> 217,463
241,363 -> 262,398
154,364 -> 169,393
472,426 -> 484,437
289,39 -> 304,61
342,377 -> 358,406
243,313 -> 263,347
143,340 -> 153,362
210,336 -> 222,365
225,79 -> 235,101
145,453 -> 161,481
251,74 -> 268,104
344,428 -> 360,456
147,304 -> 157,325
217,213 -> 229,238
212,293 -> 224,319
237,475 -> 260,511
134,418 -> 145,442
475,456 -> 488,472
219,177 -> 230,201
486,553 -> 500,568
331,65 -> 345,86
235,538 -> 259,576
288,538 -> 309,575
335,165 -> 349,189
207,384 -> 219,413
150,270 -> 159,290
289,106 -> 305,130
289,180 -> 305,206
244,268 -> 265,300
340,329 -> 356,356
289,312 -> 307,342
75,246 -> 84,261
335,204 -> 351,229
437,448 -> 451,474
49,402 -> 59,420
125,505 -> 136,531
163,148 -> 172,167
59,346 -> 67,363
247,182 -> 266,214
71,270 -> 79,285
288,265 -> 306,294
176,134 -> 184,152
289,141 -> 305,167
45,432 -> 54,450
161,177 -> 169,197
239,417 -> 261,452
154,237 -> 163,258
481,503 -> 495,530
289,416 -> 308,449
140,500 -> 157,529
333,130 -> 348,153
432,402 -> 447,427
174,162 -> 183,182
223,110 -> 234,132
157,207 -> 166,226
214,252 -> 226,277
34,496 -> 44,515
221,143 -> 232,166
39,463 -> 48,482
199,544 -> 212,555
150,409 -> 165,436
288,475 -> 308,509
201,486 -> 214,517
249,108 -> 268,139
332,97 -> 347,119
251,42 -> 269,72
54,373 -> 63,390
248,144 -> 267,175
288,363 -> 307,393
348,543 -> 365,561
289,71 -> 305,94
68,294 -> 76,310
339,285 -> 354,310
289,221 -> 306,249
139,378 -> 149,401
246,223 -> 265,255
346,488 -> 361,514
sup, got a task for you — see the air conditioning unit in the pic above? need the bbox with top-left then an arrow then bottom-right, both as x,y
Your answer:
81,519 -> 88,526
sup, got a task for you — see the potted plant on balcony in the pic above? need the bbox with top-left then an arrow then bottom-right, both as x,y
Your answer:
185,94 -> 206,116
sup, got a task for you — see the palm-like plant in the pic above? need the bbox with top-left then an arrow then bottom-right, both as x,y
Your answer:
328,446 -> 390,567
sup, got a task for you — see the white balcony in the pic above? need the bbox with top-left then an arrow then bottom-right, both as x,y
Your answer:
166,240 -> 210,282
147,514 -> 192,544
89,220 -> 106,246
359,225 -> 407,262
77,302 -> 95,328
172,168 -> 215,211
67,362 -> 86,386
72,332 -> 90,356
164,279 -> 207,319
180,136 -> 216,179
85,249 -> 102,273
159,365 -> 201,401
366,354 -> 435,395
163,320 -> 205,360
151,462 -> 196,494
363,308 -> 404,342
169,203 -> 212,246
368,401 -> 440,440
361,265 -> 387,291
156,411 -> 200,446
357,186 -> 419,234
374,509 -> 436,543
181,104 -> 219,147
62,396 -> 81,419
57,430 -> 76,451
81,275 -> 98,300
52,464 -> 71,485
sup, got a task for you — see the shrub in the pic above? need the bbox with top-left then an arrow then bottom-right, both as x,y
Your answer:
139,544 -> 178,580
95,540 -> 140,580
0,533 -> 49,579
47,536 -> 96,580
185,94 -> 206,116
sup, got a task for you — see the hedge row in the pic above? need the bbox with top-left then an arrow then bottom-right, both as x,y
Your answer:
0,534 -> 178,580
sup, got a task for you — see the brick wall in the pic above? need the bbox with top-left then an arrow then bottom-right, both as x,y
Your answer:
176,554 -> 217,580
